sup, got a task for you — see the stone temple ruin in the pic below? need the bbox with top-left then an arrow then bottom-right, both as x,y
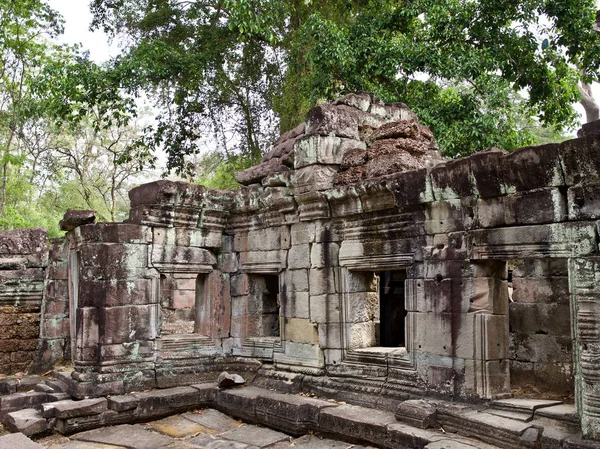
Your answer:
1,93 -> 600,447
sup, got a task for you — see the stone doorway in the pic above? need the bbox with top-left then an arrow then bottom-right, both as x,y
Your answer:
377,270 -> 407,347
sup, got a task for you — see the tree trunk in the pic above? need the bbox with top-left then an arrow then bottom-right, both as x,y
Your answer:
0,162 -> 7,216
0,125 -> 18,217
579,82 -> 600,123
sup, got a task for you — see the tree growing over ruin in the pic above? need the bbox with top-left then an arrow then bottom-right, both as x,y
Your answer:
88,0 -> 600,172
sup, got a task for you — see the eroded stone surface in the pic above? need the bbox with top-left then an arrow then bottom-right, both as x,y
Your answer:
149,414 -> 215,438
182,409 -> 243,432
235,94 -> 440,186
216,425 -> 290,447
4,408 -> 47,436
59,210 -> 96,232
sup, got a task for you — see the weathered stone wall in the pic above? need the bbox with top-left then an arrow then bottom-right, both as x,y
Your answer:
0,228 -> 48,374
508,259 -> 574,398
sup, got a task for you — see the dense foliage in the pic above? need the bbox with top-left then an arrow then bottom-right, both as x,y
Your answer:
0,0 -> 149,235
89,0 -> 600,169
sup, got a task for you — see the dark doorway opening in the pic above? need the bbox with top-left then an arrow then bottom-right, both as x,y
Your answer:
262,275 -> 280,337
378,270 -> 407,347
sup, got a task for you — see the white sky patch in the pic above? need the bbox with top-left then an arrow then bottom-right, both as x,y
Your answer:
46,0 -> 114,62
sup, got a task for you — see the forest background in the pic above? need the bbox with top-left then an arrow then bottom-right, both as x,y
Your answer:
2,0 -> 600,237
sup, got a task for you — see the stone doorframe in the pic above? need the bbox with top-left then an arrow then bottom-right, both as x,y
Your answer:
471,222 -> 600,438
67,249 -> 79,363
236,267 -> 283,361
150,244 -> 218,353
338,251 -> 417,371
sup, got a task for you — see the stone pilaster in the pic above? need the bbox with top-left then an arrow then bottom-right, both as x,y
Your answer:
569,257 -> 600,440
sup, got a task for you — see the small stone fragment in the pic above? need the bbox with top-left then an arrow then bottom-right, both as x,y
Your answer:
369,120 -> 420,142
218,372 -> 246,388
59,210 -> 96,231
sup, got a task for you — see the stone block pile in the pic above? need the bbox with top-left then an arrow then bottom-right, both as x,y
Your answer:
235,93 -> 442,187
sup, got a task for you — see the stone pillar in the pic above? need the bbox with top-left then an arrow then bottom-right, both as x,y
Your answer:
569,257 -> 600,440
464,261 -> 510,399
33,238 -> 71,372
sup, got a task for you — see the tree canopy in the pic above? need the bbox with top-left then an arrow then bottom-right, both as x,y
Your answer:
0,0 -> 148,235
87,0 -> 600,173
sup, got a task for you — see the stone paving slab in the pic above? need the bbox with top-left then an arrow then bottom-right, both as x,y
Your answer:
534,403 -> 579,422
72,424 -> 174,449
161,443 -> 199,449
186,434 -> 259,449
0,432 -> 44,449
270,434 -> 371,449
218,424 -> 291,447
149,414 -> 217,438
182,409 -> 243,432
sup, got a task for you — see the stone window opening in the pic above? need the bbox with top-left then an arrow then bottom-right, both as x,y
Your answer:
376,270 -> 407,347
194,273 -> 207,334
159,273 -> 208,336
339,260 -> 416,368
248,274 -> 280,338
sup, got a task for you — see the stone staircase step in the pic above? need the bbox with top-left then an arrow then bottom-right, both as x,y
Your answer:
42,397 -> 107,419
486,408 -> 533,422
0,376 -> 45,396
44,378 -> 69,393
0,391 -> 48,419
437,402 -> 540,449
534,403 -> 579,424
490,398 -> 562,413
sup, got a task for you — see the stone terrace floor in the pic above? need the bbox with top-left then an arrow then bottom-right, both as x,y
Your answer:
27,409 -> 377,449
